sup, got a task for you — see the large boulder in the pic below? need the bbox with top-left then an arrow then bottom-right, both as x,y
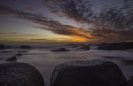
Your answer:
20,45 -> 32,49
68,44 -> 84,48
77,45 -> 90,50
121,60 -> 133,65
0,44 -> 12,49
0,62 -> 44,86
6,56 -> 17,62
0,44 -> 6,49
98,42 -> 133,50
128,76 -> 133,86
50,60 -> 127,86
51,48 -> 69,52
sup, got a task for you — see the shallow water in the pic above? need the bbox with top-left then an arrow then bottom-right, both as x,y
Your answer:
0,42 -> 133,86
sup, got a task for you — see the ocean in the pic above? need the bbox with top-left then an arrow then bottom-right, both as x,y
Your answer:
0,42 -> 133,86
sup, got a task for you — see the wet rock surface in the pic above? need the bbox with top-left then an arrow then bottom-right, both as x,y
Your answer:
0,44 -> 12,49
128,76 -> 133,86
16,53 -> 22,56
0,62 -> 44,86
68,44 -> 84,48
6,56 -> 17,62
20,45 -> 32,49
0,44 -> 6,49
102,56 -> 124,60
51,48 -> 69,52
77,45 -> 90,50
121,60 -> 133,65
50,60 -> 127,86
98,42 -> 133,50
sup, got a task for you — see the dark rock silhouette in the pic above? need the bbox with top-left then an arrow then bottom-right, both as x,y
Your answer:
0,44 -> 6,49
20,45 -> 32,49
68,44 -> 75,46
102,56 -> 124,60
77,45 -> 90,50
51,48 -> 69,52
0,62 -> 44,86
68,44 -> 84,48
16,53 -> 22,56
6,45 -> 12,49
98,42 -> 133,50
122,60 -> 133,65
128,76 -> 133,86
50,60 -> 127,86
6,56 -> 17,62
0,44 -> 12,49
17,50 -> 27,53
2,50 -> 13,53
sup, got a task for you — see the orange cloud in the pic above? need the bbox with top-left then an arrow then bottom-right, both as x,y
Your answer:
1,4 -> 133,42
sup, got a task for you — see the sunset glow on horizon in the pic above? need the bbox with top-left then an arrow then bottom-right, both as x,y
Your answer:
0,0 -> 133,42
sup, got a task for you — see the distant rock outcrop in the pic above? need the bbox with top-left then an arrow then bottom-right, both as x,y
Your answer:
20,45 -> 32,49
98,42 -> 133,50
128,76 -> 133,86
50,60 -> 127,86
6,56 -> 17,62
0,62 -> 44,86
77,45 -> 90,50
16,53 -> 22,56
122,59 -> 133,65
0,44 -> 12,49
0,44 -> 6,49
68,44 -> 84,48
51,48 -> 69,52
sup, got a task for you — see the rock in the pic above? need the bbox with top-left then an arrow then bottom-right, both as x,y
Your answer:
0,44 -> 12,49
98,42 -> 133,50
6,45 -> 12,49
20,45 -> 32,49
122,60 -> 133,65
51,48 -> 69,52
0,62 -> 44,86
50,60 -> 127,86
102,56 -> 124,60
68,44 -> 75,46
68,44 -> 84,48
77,45 -> 90,50
6,56 -> 17,62
128,76 -> 133,86
16,53 -> 22,56
2,51 -> 13,53
17,50 -> 27,53
0,44 -> 6,49
72,45 -> 77,48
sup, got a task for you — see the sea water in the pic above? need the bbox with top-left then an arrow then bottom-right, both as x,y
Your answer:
0,42 -> 133,86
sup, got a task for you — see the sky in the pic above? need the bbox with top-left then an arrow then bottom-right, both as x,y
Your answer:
0,0 -> 133,42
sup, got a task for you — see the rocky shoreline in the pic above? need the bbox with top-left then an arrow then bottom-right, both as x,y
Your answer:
98,42 -> 133,50
0,60 -> 132,86
0,62 -> 44,86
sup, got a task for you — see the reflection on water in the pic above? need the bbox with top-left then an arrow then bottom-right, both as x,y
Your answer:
0,43 -> 133,86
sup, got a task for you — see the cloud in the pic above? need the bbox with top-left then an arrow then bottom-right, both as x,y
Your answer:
30,38 -> 54,42
45,0 -> 133,31
91,27 -> 133,42
0,32 -> 45,42
44,0 -> 93,22
0,32 -> 39,37
0,3 -> 133,42
0,5 -> 95,41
